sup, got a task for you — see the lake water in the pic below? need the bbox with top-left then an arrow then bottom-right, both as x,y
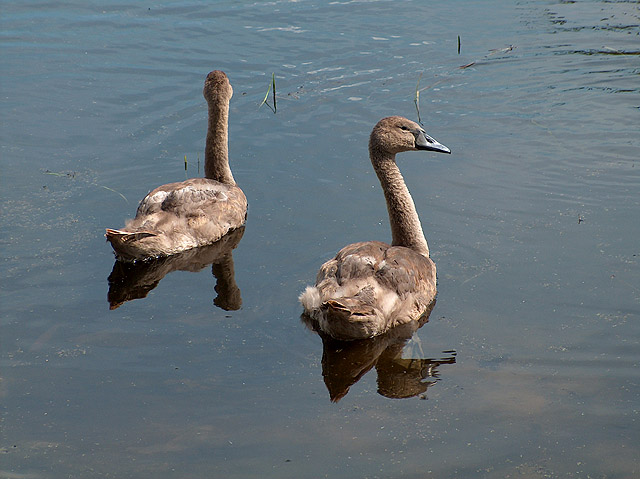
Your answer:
1,1 -> 639,478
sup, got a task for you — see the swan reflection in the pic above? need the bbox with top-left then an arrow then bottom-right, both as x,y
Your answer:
302,302 -> 456,402
107,227 -> 244,311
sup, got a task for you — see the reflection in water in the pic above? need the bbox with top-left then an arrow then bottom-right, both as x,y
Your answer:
107,227 -> 244,310
302,302 -> 456,402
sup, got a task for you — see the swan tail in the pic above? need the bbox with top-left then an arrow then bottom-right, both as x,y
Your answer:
323,299 -> 375,321
105,228 -> 159,260
105,228 -> 157,243
299,286 -> 322,311
317,298 -> 381,340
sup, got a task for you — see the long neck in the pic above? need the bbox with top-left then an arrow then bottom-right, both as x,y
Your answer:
204,99 -> 235,185
211,253 -> 242,311
371,148 -> 430,257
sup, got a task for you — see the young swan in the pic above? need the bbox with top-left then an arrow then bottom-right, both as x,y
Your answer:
105,70 -> 247,261
300,116 -> 450,340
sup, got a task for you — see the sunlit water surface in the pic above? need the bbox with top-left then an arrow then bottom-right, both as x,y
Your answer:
1,1 -> 639,478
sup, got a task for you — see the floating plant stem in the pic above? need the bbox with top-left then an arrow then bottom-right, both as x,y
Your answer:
259,84 -> 270,110
259,73 -> 277,113
414,72 -> 423,125
43,169 -> 128,204
411,42 -> 516,126
100,185 -> 129,204
459,45 -> 514,69
272,72 -> 277,113
184,155 -> 188,179
44,170 -> 76,178
488,45 -> 515,56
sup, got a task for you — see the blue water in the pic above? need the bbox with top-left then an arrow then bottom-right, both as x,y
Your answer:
1,1 -> 639,478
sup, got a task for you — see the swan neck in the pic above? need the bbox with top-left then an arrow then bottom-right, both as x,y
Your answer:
371,150 -> 430,257
211,253 -> 242,310
205,99 -> 235,185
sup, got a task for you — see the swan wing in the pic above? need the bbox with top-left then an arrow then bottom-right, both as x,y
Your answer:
376,246 -> 436,299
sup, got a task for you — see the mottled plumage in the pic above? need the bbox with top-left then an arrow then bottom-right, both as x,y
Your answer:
106,70 -> 246,261
300,116 -> 450,340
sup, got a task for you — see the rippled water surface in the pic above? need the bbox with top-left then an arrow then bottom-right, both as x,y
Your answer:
2,1 -> 639,478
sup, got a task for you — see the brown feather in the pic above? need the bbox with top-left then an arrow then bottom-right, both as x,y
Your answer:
300,116 -> 449,340
105,70 -> 246,262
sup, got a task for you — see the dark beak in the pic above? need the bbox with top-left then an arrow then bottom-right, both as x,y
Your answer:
415,130 -> 451,154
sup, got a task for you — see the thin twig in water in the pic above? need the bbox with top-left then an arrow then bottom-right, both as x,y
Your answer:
488,45 -> 515,56
100,185 -> 129,204
457,45 -> 514,68
184,155 -> 188,179
259,83 -> 271,110
414,72 -> 423,124
43,169 -> 128,204
417,76 -> 448,93
259,73 -> 277,113
44,170 -> 76,178
419,43 -> 516,93
412,44 -> 516,125
272,72 -> 277,113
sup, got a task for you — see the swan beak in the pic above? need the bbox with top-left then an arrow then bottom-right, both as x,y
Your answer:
416,130 -> 451,154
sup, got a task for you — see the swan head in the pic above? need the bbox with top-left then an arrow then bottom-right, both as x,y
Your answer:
203,70 -> 233,105
370,116 -> 450,156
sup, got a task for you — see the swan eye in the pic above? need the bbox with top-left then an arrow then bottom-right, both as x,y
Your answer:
399,125 -> 410,131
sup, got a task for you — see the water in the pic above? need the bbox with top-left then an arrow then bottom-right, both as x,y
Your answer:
1,1 -> 638,477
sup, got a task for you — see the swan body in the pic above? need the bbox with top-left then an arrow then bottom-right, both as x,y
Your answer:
300,116 -> 450,341
106,70 -> 247,261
